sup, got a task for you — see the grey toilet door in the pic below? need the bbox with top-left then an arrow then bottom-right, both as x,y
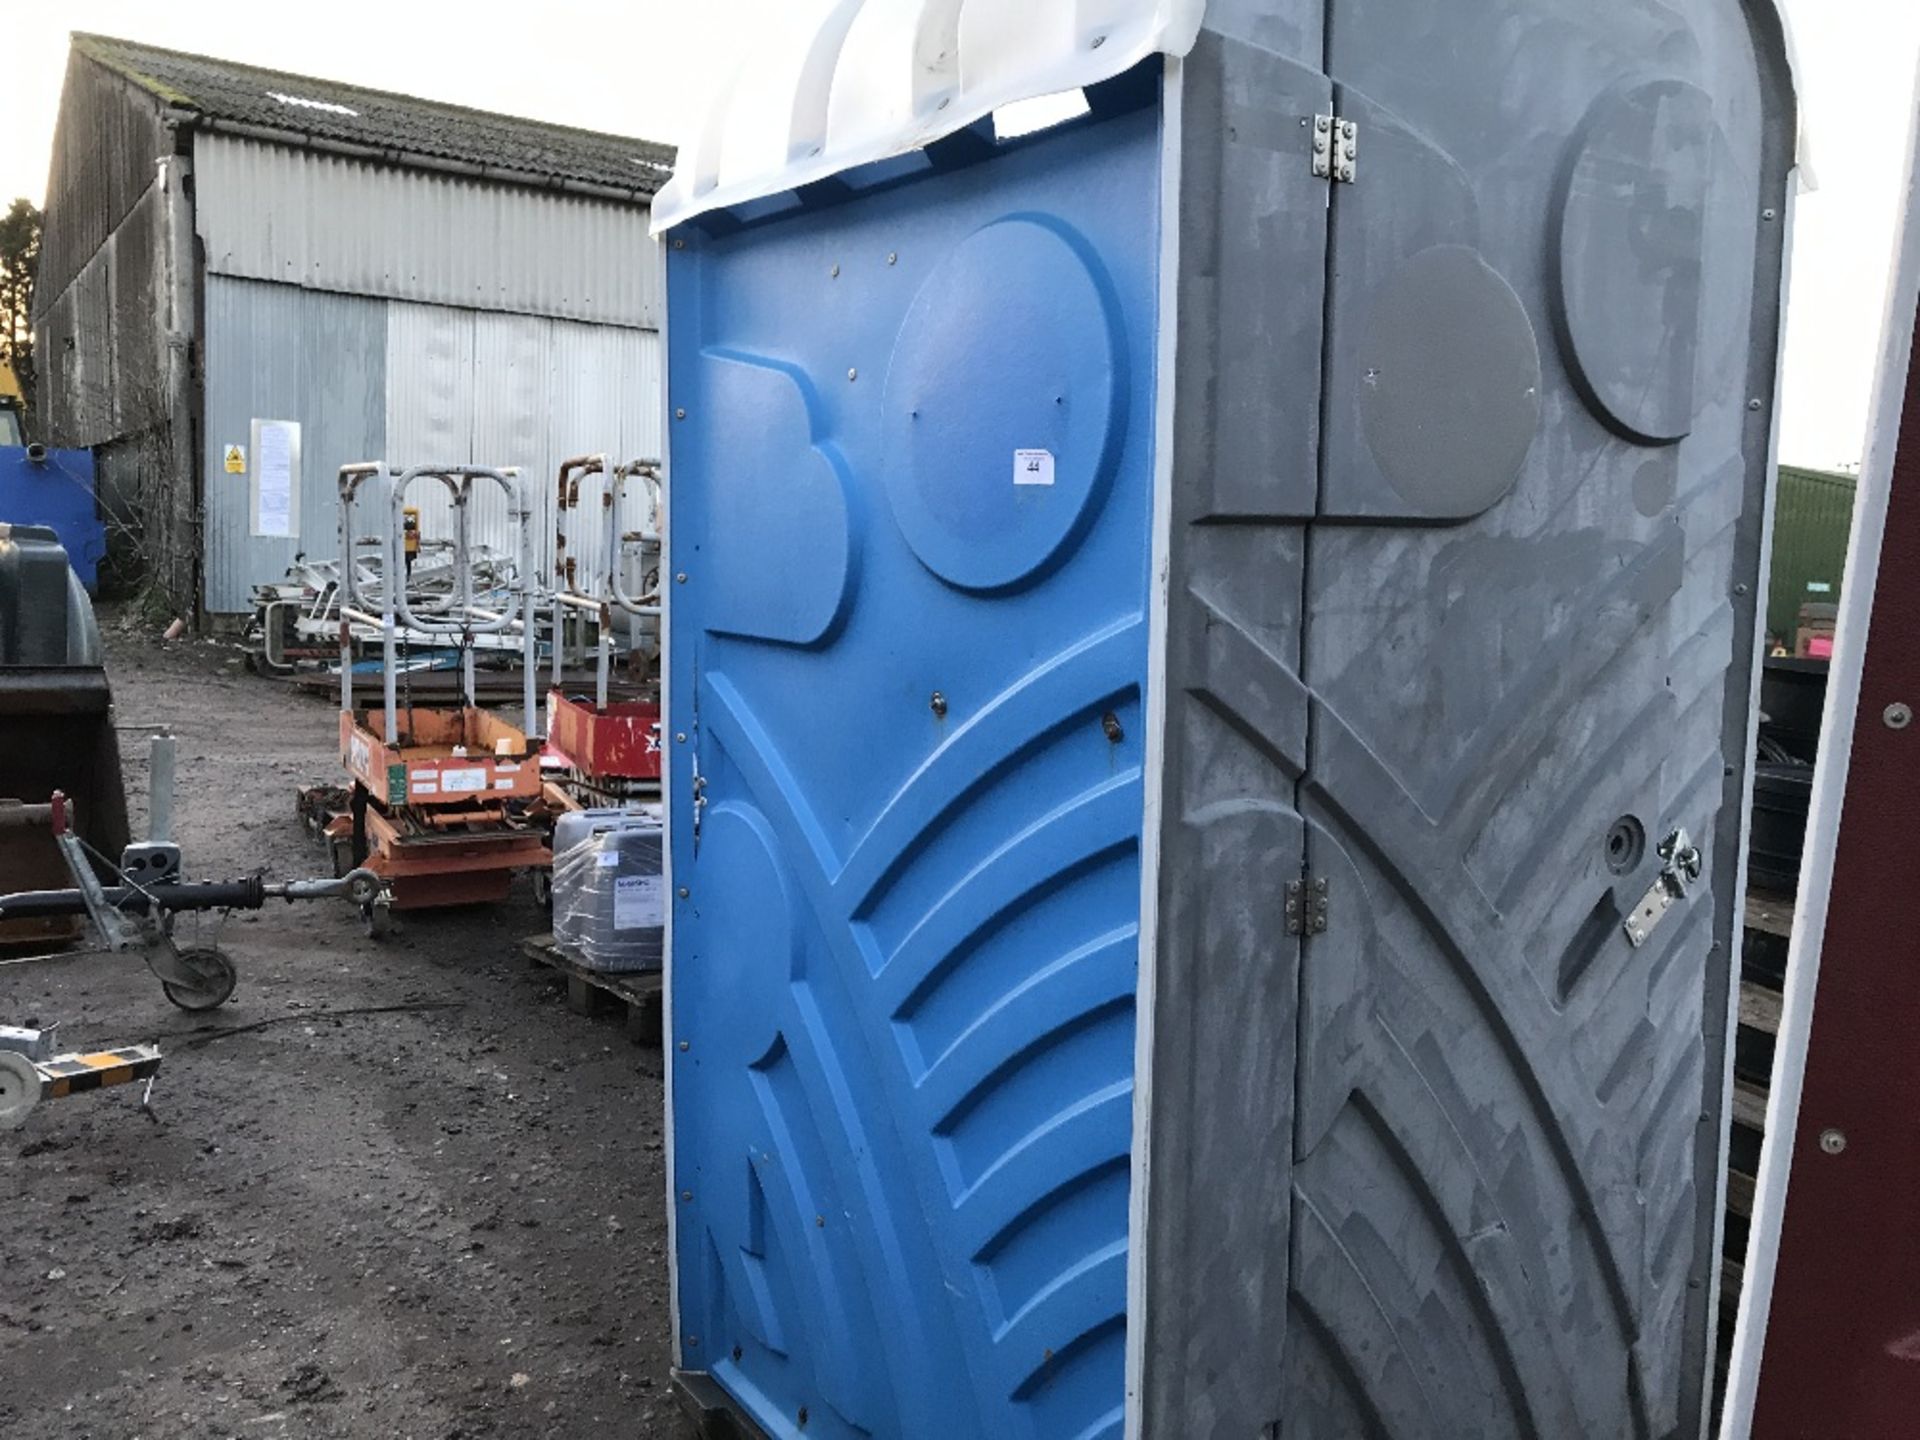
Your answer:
1283,3 -> 1782,1436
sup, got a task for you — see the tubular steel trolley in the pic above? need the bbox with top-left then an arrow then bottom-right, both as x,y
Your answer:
311,463 -> 550,928
545,454 -> 665,812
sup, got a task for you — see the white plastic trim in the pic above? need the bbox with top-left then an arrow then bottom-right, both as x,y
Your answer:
1717,51 -> 1920,1440
1769,0 -> 1817,192
1123,50 -> 1182,1440
651,0 -> 1204,232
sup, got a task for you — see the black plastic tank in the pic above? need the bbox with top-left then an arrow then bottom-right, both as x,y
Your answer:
0,524 -> 129,877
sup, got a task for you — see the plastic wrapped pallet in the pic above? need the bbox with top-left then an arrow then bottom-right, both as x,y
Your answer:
550,807 -> 663,973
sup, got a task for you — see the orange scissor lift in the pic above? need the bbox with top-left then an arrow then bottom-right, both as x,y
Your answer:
325,463 -> 550,933
545,455 -> 665,814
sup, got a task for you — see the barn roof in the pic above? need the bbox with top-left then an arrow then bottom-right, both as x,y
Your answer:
72,31 -> 675,200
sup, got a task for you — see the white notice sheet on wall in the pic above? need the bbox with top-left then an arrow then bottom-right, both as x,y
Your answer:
251,418 -> 300,538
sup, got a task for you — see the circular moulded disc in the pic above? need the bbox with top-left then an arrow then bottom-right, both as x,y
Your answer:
698,802 -> 794,1069
0,1050 -> 40,1131
1555,79 -> 1714,445
1359,244 -> 1543,518
882,218 -> 1123,593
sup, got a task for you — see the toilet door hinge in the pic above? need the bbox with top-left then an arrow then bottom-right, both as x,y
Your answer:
1311,114 -> 1358,183
1286,876 -> 1331,936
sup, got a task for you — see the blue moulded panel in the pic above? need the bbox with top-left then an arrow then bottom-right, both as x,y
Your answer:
0,447 -> 104,591
666,91 -> 1162,1440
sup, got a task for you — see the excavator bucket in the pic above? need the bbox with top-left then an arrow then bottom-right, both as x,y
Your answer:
0,524 -> 128,943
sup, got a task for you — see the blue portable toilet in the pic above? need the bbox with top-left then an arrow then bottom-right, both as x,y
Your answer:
653,4 -> 1799,1436
0,446 -> 105,592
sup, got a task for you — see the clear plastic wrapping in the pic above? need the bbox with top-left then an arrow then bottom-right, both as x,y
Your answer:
550,806 -> 664,973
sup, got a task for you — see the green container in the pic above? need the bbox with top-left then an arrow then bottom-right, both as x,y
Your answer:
1768,466 -> 1857,645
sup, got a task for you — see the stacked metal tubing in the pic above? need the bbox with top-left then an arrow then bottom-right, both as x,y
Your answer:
335,462 -> 540,743
551,455 -> 663,710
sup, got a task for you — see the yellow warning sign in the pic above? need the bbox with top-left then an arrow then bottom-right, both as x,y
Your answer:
224,444 -> 246,474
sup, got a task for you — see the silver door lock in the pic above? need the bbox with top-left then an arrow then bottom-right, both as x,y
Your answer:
1623,828 -> 1703,948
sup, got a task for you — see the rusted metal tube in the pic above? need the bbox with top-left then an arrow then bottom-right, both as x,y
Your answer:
608,459 -> 664,616
0,801 -> 54,830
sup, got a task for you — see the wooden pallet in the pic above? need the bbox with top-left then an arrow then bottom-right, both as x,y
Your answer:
1719,887 -> 1796,1323
520,932 -> 662,1045
1744,889 -> 1796,941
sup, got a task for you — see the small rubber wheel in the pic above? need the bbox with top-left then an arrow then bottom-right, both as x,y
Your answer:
162,947 -> 239,1012
531,869 -> 553,908
362,899 -> 394,940
0,1050 -> 40,1131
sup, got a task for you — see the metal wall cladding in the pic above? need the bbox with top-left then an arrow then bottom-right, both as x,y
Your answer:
1768,465 -> 1857,641
202,277 -> 388,614
34,54 -> 176,319
548,319 -> 663,598
200,283 -> 659,614
385,302 -> 661,595
193,134 -> 663,329
666,99 -> 1162,1440
33,180 -> 167,447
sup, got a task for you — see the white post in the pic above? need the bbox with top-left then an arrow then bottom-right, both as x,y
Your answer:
147,733 -> 176,844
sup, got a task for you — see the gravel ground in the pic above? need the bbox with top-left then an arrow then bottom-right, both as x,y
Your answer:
0,618 -> 684,1439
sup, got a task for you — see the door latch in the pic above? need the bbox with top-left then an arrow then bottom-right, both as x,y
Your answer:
688,752 -> 708,848
1623,828 -> 1703,948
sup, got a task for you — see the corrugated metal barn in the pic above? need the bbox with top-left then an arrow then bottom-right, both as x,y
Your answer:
31,33 -> 670,619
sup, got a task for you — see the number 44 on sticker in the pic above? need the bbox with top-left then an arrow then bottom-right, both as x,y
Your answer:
1014,448 -> 1055,487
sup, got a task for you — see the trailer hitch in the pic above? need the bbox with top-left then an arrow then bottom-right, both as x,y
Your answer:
0,791 -> 387,1011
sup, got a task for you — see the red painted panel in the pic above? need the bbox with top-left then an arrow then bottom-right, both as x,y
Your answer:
1753,301 -> 1920,1435
546,691 -> 663,780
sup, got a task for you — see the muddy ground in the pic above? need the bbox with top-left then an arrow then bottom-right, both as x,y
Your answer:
1,618 -> 685,1439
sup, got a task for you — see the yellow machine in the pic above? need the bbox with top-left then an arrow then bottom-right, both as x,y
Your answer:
0,360 -> 23,447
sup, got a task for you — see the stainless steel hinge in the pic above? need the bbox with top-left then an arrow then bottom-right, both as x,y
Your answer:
1285,876 -> 1331,936
1311,114 -> 1358,183
1623,828 -> 1703,948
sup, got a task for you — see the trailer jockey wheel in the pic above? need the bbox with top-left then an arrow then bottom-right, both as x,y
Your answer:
531,869 -> 553,909
361,897 -> 394,940
0,1051 -> 40,1130
160,947 -> 239,1013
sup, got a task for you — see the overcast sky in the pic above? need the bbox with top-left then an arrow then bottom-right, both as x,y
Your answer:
2,2 -> 1915,472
